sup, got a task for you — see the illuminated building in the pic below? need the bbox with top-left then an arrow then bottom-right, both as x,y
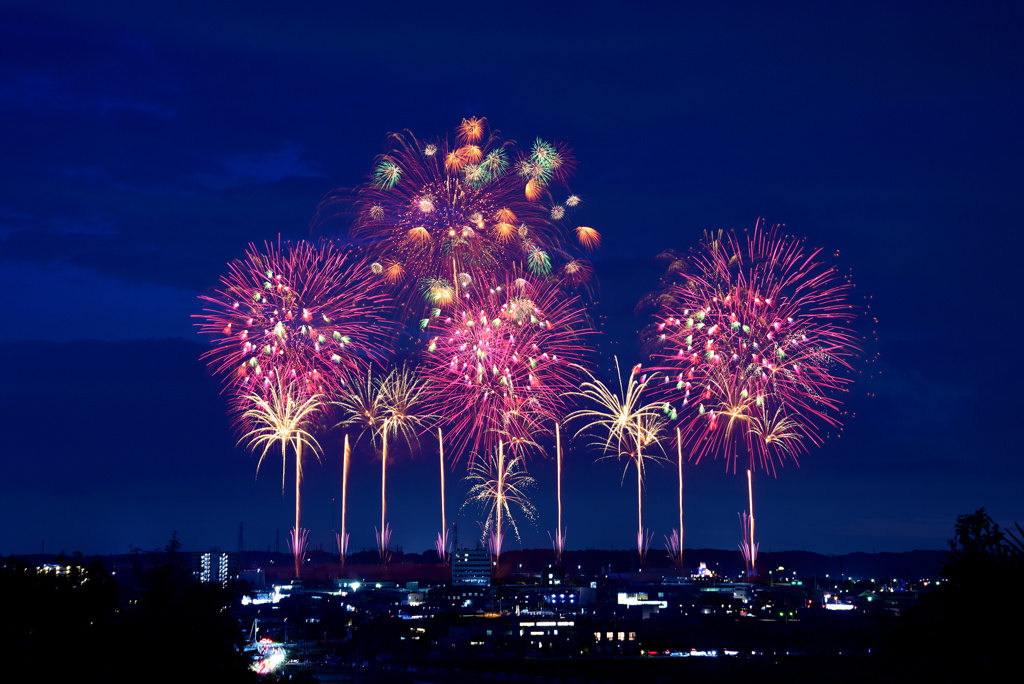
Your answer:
452,548 -> 490,586
192,549 -> 238,586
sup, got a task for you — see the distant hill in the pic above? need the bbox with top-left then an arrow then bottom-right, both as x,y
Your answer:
10,546 -> 947,583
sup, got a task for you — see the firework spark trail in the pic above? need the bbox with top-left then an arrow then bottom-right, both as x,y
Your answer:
649,220 -> 859,576
336,531 -> 349,564
664,529 -> 682,568
568,358 -> 667,565
376,524 -> 392,568
676,426 -> 684,570
435,529 -> 450,565
747,468 -> 755,577
464,441 -> 537,567
739,510 -> 758,576
381,435 -> 388,562
294,435 -> 304,577
335,367 -> 432,563
237,377 -> 322,578
421,273 -> 593,465
637,529 -> 654,565
549,423 -> 567,564
436,428 -> 450,563
196,239 -> 390,404
288,527 -> 309,578
333,368 -> 386,559
497,442 -> 504,564
338,434 -> 350,565
379,368 -> 432,562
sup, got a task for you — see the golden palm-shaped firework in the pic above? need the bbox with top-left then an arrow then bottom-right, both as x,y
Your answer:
379,366 -> 431,448
568,357 -> 667,565
749,407 -> 804,455
336,366 -> 432,564
463,441 -> 537,567
334,367 -> 386,433
239,377 -> 323,578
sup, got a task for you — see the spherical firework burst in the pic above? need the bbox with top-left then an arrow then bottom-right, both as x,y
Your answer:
649,222 -> 859,475
420,273 -> 593,464
320,119 -> 594,323
196,239 -> 391,401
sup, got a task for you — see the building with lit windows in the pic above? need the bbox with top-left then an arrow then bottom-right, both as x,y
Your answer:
452,548 -> 490,586
191,549 -> 238,585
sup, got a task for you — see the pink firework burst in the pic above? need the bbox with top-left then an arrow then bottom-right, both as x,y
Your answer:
420,273 -> 593,464
315,119 -> 593,323
650,221 -> 859,475
195,239 -> 391,402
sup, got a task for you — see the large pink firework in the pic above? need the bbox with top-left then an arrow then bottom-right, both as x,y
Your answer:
315,118 -> 596,322
650,222 -> 859,475
195,239 -> 391,403
419,273 -> 593,464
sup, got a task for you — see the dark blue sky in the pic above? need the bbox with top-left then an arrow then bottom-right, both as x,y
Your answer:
2,1 -> 1022,557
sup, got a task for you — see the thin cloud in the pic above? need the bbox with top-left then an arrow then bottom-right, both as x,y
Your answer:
190,145 -> 326,190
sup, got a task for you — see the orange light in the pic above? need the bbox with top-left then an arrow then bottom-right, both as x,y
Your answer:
575,226 -> 601,251
458,144 -> 483,164
445,151 -> 465,172
493,222 -> 515,242
407,226 -> 430,244
525,179 -> 543,201
457,117 -> 484,144
383,261 -> 404,284
495,207 -> 517,224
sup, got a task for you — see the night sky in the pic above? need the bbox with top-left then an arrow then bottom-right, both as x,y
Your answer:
3,1 -> 1022,558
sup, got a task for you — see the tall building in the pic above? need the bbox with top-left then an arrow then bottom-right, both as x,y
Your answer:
452,548 -> 490,586
192,549 -> 239,586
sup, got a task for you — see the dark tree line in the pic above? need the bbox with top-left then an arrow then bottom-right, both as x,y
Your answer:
879,508 -> 1023,680
2,536 -> 257,682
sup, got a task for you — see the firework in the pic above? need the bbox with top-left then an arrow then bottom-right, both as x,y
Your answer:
338,434 -> 350,566
745,469 -> 755,576
673,427 -> 684,569
739,509 -> 758,577
237,376 -> 323,578
575,226 -> 601,251
549,423 -> 567,565
289,528 -> 309,577
463,441 -> 537,567
568,358 -> 667,565
196,239 -> 390,402
335,366 -> 431,563
420,273 -> 593,464
649,222 -> 858,473
664,529 -> 682,568
316,119 -> 594,324
558,258 -> 594,292
436,427 -> 450,564
649,220 -> 859,575
333,368 -> 387,561
518,138 -> 576,192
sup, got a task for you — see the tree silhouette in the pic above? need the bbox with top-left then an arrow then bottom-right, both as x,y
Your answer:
882,508 -> 1022,679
